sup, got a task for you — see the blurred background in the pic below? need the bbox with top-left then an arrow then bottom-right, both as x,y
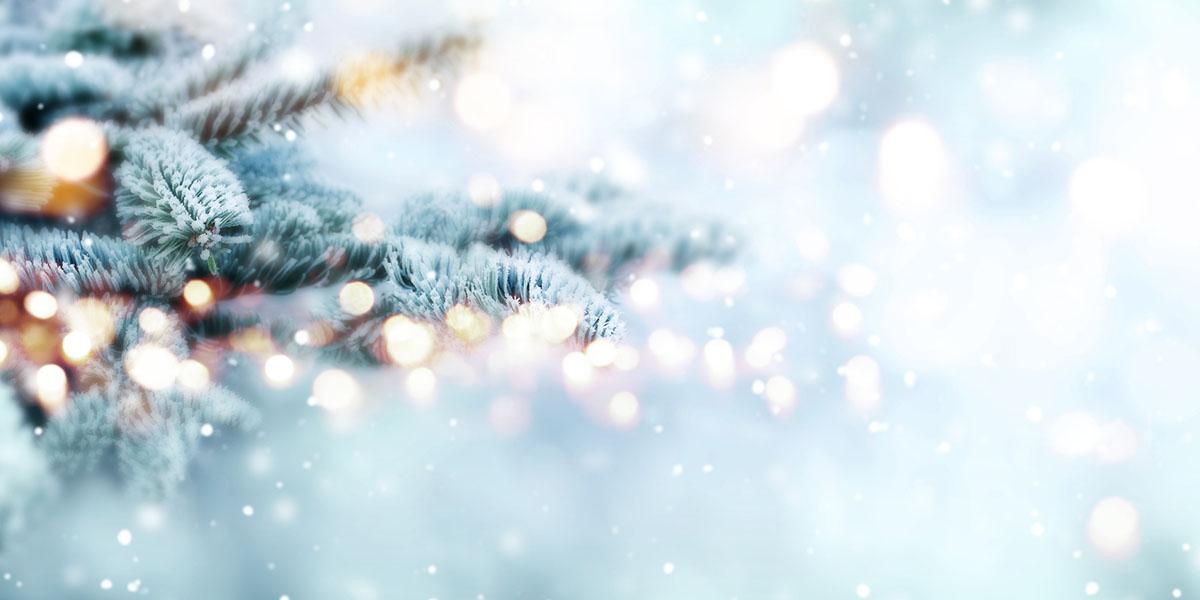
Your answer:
6,0 -> 1200,598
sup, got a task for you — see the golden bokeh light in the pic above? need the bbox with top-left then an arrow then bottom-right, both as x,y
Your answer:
445,304 -> 491,344
338,281 -> 375,316
263,354 -> 296,387
539,305 -> 578,344
383,315 -> 435,366
24,291 -> 58,319
66,297 -> 116,346
35,363 -> 69,413
138,307 -> 169,334
351,212 -> 386,243
40,117 -> 108,182
60,330 -> 93,364
607,391 -> 640,429
405,367 -> 437,405
0,259 -> 18,294
124,343 -> 180,391
585,339 -> 617,367
311,368 -> 361,413
508,210 -> 548,244
177,359 -> 211,392
182,279 -> 214,308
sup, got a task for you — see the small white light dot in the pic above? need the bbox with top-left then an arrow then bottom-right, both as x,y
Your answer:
116,529 -> 132,546
242,505 -> 254,517
200,423 -> 214,437
856,583 -> 871,598
662,562 -> 675,575
64,51 -> 83,68
201,44 -> 215,60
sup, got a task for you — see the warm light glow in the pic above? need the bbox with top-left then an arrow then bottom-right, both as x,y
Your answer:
60,330 -> 93,364
35,364 -> 68,413
489,396 -> 531,438
0,259 -> 18,294
177,359 -> 210,391
843,355 -> 881,413
628,278 -> 660,311
837,263 -> 877,298
351,212 -> 386,243
614,345 -> 640,371
40,117 -> 108,181
455,72 -> 512,131
831,301 -> 863,336
182,279 -> 214,308
501,313 -> 533,341
311,368 -> 361,412
703,338 -> 735,389
765,375 -> 796,416
608,391 -> 640,429
509,210 -> 548,244
138,307 -> 169,334
66,298 -> 115,346
124,343 -> 180,391
585,339 -> 618,367
539,305 -> 579,344
745,327 -> 787,369
879,119 -> 948,214
561,351 -> 594,388
383,315 -> 435,366
1087,497 -> 1139,559
338,281 -> 375,316
445,304 -> 491,344
0,339 -> 8,366
263,354 -> 296,387
647,328 -> 696,370
24,291 -> 58,319
468,173 -> 502,207
770,42 -> 839,116
1069,157 -> 1147,236
406,367 -> 437,404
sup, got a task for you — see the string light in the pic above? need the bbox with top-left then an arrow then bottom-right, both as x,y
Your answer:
561,351 -> 594,388
539,305 -> 579,344
24,291 -> 58,319
585,339 -> 618,367
455,71 -> 512,131
745,327 -> 787,369
0,258 -> 18,294
263,354 -> 296,387
703,338 -> 735,389
509,210 -> 548,244
338,281 -> 375,316
40,117 -> 108,181
628,278 -> 660,311
60,330 -> 93,364
138,307 -> 169,334
66,297 -> 115,346
467,173 -> 502,207
607,391 -> 640,429
177,359 -> 210,391
1087,497 -> 1139,558
406,367 -> 437,405
35,364 -> 68,413
351,212 -> 386,243
764,375 -> 796,416
769,42 -> 839,116
843,355 -> 881,414
311,369 -> 361,412
445,305 -> 490,344
383,315 -> 435,366
124,343 -> 180,391
879,119 -> 948,214
182,279 -> 214,308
